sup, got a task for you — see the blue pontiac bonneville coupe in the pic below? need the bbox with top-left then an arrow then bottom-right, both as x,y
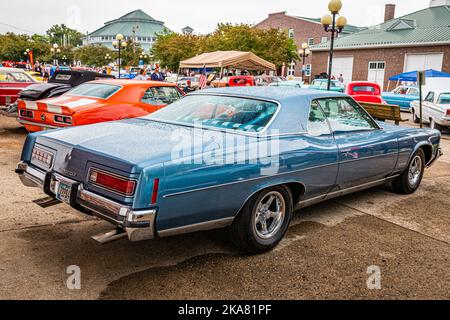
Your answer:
16,87 -> 442,253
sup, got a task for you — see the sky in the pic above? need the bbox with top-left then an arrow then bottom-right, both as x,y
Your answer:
0,0 -> 431,35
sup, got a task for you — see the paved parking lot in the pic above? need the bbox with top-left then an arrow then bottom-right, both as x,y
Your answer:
0,114 -> 449,300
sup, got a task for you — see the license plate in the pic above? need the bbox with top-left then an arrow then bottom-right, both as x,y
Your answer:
56,182 -> 72,204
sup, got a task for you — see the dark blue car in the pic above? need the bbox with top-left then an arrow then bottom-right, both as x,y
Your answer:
16,87 -> 442,253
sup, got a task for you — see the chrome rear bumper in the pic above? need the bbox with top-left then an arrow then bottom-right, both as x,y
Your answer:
16,162 -> 156,242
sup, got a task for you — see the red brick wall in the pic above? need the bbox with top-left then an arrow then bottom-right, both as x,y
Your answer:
255,12 -> 331,79
311,45 -> 450,89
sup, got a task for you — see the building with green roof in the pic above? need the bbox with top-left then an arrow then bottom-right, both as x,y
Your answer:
83,10 -> 170,51
310,2 -> 450,90
254,11 -> 362,79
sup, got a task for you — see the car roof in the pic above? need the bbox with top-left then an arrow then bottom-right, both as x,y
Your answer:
196,86 -> 346,102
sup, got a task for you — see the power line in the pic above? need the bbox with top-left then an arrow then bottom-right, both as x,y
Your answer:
0,22 -> 35,34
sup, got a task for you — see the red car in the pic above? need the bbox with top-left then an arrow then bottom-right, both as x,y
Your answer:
345,81 -> 385,104
228,76 -> 255,87
17,79 -> 183,132
0,67 -> 37,106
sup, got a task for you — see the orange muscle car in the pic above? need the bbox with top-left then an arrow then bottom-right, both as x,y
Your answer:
17,80 -> 183,132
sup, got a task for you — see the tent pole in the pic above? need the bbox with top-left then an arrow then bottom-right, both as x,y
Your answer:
387,80 -> 391,91
175,67 -> 181,84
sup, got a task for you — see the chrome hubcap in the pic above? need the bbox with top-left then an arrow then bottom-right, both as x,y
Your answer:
254,191 -> 286,240
408,155 -> 423,187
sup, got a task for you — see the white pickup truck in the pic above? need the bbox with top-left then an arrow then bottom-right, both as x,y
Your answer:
411,90 -> 450,131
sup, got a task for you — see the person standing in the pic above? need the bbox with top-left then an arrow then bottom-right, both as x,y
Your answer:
135,69 -> 149,80
338,74 -> 344,83
151,67 -> 165,82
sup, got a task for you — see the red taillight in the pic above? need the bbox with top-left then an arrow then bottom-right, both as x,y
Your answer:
20,110 -> 34,118
89,168 -> 136,196
446,109 -> 450,117
54,114 -> 72,125
151,178 -> 160,205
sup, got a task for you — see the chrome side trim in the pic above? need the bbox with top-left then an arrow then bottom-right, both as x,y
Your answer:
339,151 -> 399,164
163,162 -> 335,198
296,175 -> 400,210
158,217 -> 234,238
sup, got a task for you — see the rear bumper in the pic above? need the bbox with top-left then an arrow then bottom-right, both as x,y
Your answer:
17,118 -> 61,130
16,161 -> 156,242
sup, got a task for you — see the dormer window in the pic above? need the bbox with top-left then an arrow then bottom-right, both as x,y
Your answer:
387,19 -> 416,31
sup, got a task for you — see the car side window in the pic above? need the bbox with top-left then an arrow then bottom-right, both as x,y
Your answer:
317,98 -> 378,132
308,101 -> 331,136
425,92 -> 434,103
141,86 -> 182,106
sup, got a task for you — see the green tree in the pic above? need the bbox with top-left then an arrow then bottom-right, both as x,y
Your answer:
46,24 -> 83,47
152,32 -> 201,71
73,45 -> 112,66
0,33 -> 51,62
151,24 -> 298,72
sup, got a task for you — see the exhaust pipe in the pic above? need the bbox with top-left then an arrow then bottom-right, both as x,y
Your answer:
92,228 -> 127,244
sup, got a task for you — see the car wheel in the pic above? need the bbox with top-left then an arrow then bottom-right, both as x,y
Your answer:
430,118 -> 442,131
392,149 -> 425,195
412,109 -> 420,124
229,186 -> 293,254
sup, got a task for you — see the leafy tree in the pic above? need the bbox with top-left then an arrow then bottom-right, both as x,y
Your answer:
119,40 -> 144,67
151,24 -> 298,72
0,33 -> 51,62
152,32 -> 201,71
73,45 -> 112,66
46,24 -> 83,47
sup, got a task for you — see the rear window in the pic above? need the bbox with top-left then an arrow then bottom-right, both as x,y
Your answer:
437,93 -> 450,105
66,83 -> 121,99
147,94 -> 279,133
352,86 -> 379,94
141,86 -> 182,106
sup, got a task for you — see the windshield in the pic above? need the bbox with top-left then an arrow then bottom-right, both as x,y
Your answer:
437,93 -> 450,105
0,71 -> 34,83
66,83 -> 121,99
145,94 -> 279,133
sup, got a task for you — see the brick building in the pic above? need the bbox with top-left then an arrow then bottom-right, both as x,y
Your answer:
254,11 -> 361,80
310,1 -> 450,90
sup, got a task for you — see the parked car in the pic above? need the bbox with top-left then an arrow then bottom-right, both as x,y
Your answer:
20,70 -> 115,102
255,76 -> 283,86
228,76 -> 255,87
177,76 -> 200,89
0,67 -> 37,106
411,91 -> 450,131
269,80 -> 303,88
309,79 -> 345,92
25,71 -> 44,82
2,70 -> 115,118
16,87 -> 442,253
345,81 -> 385,104
17,79 -> 183,132
382,86 -> 419,110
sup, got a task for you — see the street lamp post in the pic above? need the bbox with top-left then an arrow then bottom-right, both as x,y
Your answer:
298,43 -> 311,83
112,34 -> 127,79
140,51 -> 148,65
321,0 -> 347,91
50,43 -> 61,66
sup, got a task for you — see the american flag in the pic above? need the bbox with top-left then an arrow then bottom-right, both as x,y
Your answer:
198,66 -> 207,89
